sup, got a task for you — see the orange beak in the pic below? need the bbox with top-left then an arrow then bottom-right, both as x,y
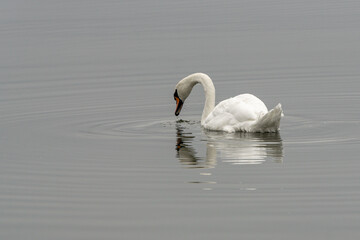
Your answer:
175,97 -> 183,116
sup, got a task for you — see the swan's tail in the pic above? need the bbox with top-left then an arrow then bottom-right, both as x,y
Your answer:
252,104 -> 284,132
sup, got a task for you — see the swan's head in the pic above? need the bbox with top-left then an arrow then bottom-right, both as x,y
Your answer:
173,78 -> 195,116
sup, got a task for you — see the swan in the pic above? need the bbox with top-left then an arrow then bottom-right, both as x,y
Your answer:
173,73 -> 283,133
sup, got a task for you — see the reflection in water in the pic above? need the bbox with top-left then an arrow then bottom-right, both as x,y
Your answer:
206,130 -> 284,165
176,124 -> 216,168
176,124 -> 283,168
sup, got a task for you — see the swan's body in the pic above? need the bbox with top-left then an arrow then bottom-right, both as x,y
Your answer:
173,73 -> 283,133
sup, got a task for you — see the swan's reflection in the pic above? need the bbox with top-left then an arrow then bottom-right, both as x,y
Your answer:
176,124 -> 216,168
176,124 -> 283,168
205,130 -> 283,165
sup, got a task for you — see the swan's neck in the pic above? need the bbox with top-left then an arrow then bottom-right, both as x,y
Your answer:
183,73 -> 215,125
201,78 -> 215,125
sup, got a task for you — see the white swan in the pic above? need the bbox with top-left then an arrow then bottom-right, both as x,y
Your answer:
173,73 -> 283,133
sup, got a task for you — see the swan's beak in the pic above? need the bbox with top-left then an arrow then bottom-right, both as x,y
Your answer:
175,97 -> 183,116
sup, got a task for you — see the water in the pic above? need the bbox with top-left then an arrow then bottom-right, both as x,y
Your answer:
1,0 -> 360,239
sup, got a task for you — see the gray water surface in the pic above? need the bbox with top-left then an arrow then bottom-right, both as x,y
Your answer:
1,1 -> 360,239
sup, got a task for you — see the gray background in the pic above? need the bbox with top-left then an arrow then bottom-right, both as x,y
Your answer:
1,1 -> 360,239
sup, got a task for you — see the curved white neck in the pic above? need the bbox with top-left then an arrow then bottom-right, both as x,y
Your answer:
182,73 -> 215,125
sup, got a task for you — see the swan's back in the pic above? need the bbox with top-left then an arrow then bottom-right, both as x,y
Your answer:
203,94 -> 282,133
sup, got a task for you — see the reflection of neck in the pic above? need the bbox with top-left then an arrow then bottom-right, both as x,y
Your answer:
185,73 -> 215,125
176,124 -> 217,168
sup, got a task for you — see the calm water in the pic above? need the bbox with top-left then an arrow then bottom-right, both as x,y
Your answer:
1,0 -> 360,239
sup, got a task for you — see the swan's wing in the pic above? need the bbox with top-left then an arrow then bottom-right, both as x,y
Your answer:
204,94 -> 268,132
233,94 -> 268,117
206,94 -> 268,122
251,103 -> 283,132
